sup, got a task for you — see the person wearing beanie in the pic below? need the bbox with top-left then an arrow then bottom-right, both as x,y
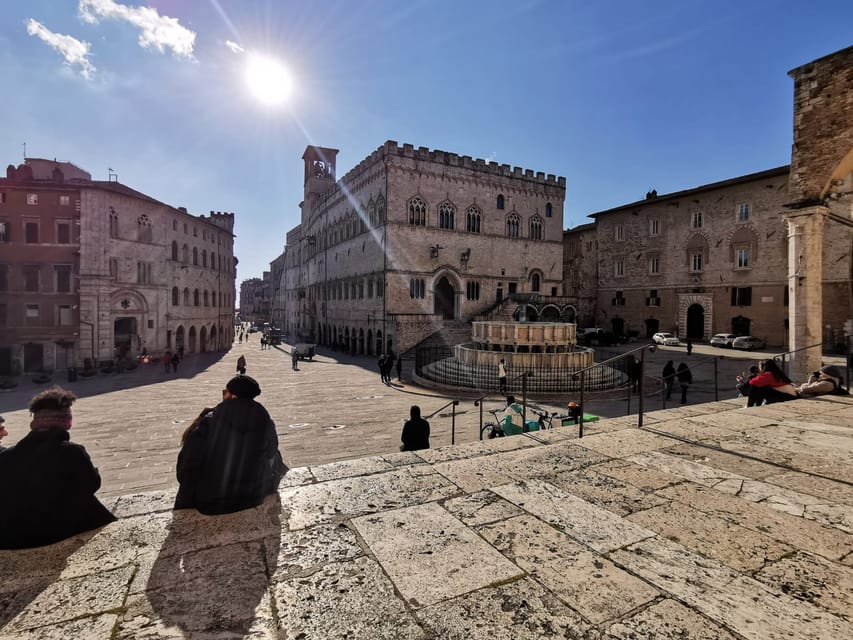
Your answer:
174,375 -> 286,514
0,387 -> 116,549
796,365 -> 846,398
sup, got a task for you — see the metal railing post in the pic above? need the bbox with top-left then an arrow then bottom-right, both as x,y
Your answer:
714,357 -> 719,401
451,400 -> 458,445
638,348 -> 645,428
578,370 -> 585,438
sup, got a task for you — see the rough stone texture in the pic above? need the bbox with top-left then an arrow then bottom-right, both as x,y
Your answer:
602,599 -> 739,640
479,515 -> 659,624
2,394 -> 852,639
353,502 -> 524,607
417,576 -> 594,640
273,557 -> 425,639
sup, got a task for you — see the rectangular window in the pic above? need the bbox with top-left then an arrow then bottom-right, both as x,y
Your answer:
466,281 -> 481,300
692,211 -> 703,228
56,221 -> 71,244
736,247 -> 750,269
26,304 -> 39,318
649,218 -> 660,236
59,195 -> 70,206
24,266 -> 40,292
0,220 -> 7,242
612,291 -> 625,306
615,224 -> 624,241
731,287 -> 752,306
26,193 -> 38,205
137,262 -> 152,284
646,290 -> 660,306
737,202 -> 750,222
25,221 -> 39,243
691,252 -> 703,272
614,260 -> 624,277
0,303 -> 6,327
58,305 -> 73,326
109,258 -> 118,279
0,264 -> 7,291
649,256 -> 660,274
55,265 -> 72,293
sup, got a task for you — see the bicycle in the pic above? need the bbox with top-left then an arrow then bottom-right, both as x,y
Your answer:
529,407 -> 560,430
480,409 -> 506,439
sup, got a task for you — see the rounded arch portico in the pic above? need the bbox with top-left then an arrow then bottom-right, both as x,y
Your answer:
432,268 -> 462,320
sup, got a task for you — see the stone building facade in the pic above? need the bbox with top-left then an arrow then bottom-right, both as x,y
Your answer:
0,158 -> 236,375
239,275 -> 270,325
562,222 -> 598,327
281,142 -> 566,354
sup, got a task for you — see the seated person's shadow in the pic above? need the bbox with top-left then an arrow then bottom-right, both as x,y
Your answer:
144,494 -> 282,636
0,535 -> 89,628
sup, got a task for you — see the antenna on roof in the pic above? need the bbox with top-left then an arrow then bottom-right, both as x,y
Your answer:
108,167 -> 118,182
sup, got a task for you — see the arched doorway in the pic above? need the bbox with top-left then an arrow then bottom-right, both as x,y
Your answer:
200,326 -> 208,352
687,304 -> 705,340
358,328 -> 365,354
732,315 -> 751,336
114,317 -> 137,358
434,277 -> 455,319
176,326 -> 185,353
367,329 -> 373,355
611,317 -> 625,337
188,326 -> 197,353
540,305 -> 560,322
344,327 -> 350,353
376,330 -> 382,355
560,305 -> 577,323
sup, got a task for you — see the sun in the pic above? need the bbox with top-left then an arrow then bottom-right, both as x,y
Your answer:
244,53 -> 293,107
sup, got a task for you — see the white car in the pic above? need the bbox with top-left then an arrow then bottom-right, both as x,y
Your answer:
652,332 -> 680,346
732,336 -> 766,351
709,333 -> 737,348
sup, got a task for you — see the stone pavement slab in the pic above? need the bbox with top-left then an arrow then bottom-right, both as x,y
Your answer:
2,394 -> 853,639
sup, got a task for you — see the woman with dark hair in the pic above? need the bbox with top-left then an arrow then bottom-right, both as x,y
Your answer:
0,387 -> 116,548
746,359 -> 797,406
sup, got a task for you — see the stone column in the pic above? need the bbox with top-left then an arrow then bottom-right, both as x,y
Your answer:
785,205 -> 828,382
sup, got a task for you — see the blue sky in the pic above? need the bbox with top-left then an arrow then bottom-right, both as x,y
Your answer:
2,1 -> 853,281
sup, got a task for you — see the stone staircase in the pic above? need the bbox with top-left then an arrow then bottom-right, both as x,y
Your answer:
414,320 -> 474,351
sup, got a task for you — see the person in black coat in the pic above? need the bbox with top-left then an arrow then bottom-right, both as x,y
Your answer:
662,360 -> 676,400
0,387 -> 116,549
174,375 -> 285,515
400,405 -> 430,451
677,362 -> 693,404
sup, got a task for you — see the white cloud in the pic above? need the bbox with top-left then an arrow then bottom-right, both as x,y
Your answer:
27,19 -> 96,79
79,0 -> 196,59
225,40 -> 244,54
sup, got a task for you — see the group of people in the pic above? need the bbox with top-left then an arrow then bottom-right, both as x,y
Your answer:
736,360 -> 846,406
162,347 -> 183,373
0,375 -> 287,550
661,360 -> 693,404
378,353 -> 402,384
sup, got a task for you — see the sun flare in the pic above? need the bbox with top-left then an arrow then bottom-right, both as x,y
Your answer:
244,53 -> 292,106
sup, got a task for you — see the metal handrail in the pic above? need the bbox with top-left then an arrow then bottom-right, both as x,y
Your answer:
572,342 -> 656,376
771,342 -> 822,359
425,399 -> 461,445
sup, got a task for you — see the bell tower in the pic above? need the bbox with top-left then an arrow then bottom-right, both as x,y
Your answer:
302,146 -> 339,211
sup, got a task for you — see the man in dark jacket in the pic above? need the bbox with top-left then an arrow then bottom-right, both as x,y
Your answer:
174,375 -> 284,515
0,387 -> 116,549
400,405 -> 430,451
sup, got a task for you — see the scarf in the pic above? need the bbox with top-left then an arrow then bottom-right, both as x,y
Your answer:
30,409 -> 73,431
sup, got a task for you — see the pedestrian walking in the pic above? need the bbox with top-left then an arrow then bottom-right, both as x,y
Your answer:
498,359 -> 507,393
378,354 -> 387,383
677,362 -> 692,404
396,355 -> 403,382
260,336 -> 267,350
237,354 -> 247,375
662,360 -> 676,400
163,350 -> 173,374
291,350 -> 299,371
686,339 -> 693,355
171,352 -> 180,373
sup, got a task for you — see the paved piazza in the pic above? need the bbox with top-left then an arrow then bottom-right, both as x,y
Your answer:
2,338 -> 853,638
0,336 -> 810,498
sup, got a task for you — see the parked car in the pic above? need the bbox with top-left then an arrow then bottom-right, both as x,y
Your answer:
732,336 -> 766,351
652,332 -> 680,346
709,333 -> 738,348
293,343 -> 316,360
